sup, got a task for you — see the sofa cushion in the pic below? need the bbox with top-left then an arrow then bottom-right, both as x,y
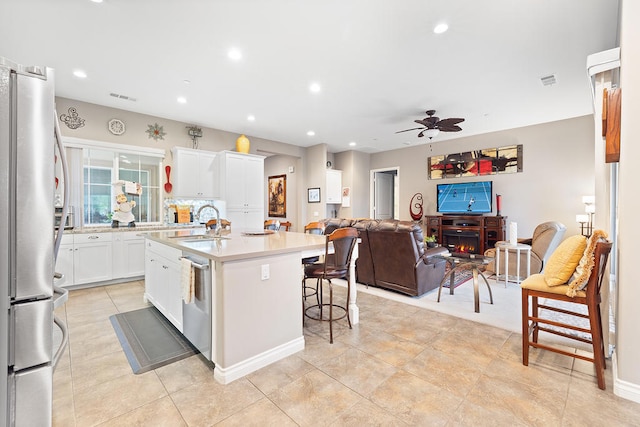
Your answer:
543,235 -> 587,286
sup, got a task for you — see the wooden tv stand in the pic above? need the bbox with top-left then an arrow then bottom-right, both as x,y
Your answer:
424,215 -> 506,254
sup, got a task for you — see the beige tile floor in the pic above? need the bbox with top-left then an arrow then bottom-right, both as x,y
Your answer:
53,280 -> 640,426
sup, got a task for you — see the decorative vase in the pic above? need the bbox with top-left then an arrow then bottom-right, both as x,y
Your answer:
236,134 -> 250,153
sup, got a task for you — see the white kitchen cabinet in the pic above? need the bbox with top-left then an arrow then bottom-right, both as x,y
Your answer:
144,240 -> 183,331
171,147 -> 219,199
112,232 -> 145,279
326,169 -> 342,204
73,233 -> 113,285
218,151 -> 265,230
54,234 -> 75,287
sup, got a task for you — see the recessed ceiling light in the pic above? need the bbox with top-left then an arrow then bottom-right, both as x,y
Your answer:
228,48 -> 242,61
247,115 -> 255,122
73,70 -> 87,79
309,82 -> 321,93
307,130 -> 315,136
90,0 -> 103,3
433,23 -> 448,34
183,79 -> 191,84
177,96 -> 187,104
349,141 -> 356,147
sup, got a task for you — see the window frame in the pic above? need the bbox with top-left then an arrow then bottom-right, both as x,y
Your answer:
63,137 -> 165,227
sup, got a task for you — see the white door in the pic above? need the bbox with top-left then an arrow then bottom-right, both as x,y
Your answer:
374,172 -> 394,219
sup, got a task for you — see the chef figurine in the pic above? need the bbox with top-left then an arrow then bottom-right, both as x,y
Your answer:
112,192 -> 136,228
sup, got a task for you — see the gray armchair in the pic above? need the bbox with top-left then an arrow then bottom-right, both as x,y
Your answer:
484,221 -> 567,278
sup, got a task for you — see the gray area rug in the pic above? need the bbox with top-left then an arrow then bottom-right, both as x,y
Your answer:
110,307 -> 196,374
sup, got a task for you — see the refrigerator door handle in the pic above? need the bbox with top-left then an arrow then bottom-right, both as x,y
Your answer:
53,109 -> 70,262
52,314 -> 68,371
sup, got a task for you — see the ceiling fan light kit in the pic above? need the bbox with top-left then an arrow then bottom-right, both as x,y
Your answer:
396,109 -> 464,139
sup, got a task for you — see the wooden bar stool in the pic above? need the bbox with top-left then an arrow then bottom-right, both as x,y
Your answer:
521,239 -> 612,389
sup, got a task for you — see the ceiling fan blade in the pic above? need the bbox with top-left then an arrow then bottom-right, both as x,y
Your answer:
437,118 -> 465,127
395,127 -> 424,134
417,130 -> 426,138
438,125 -> 463,132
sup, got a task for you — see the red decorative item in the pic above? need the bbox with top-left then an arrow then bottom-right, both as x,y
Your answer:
409,193 -> 423,221
496,194 -> 502,216
164,165 -> 173,193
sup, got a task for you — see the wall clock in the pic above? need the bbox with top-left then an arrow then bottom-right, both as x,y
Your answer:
108,118 -> 126,135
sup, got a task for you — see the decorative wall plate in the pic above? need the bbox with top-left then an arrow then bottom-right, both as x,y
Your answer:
108,118 -> 126,135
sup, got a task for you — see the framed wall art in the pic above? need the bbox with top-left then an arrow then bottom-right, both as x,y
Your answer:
268,174 -> 286,217
308,187 -> 320,203
428,144 -> 523,179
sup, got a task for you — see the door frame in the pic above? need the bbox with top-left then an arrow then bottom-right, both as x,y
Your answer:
369,167 -> 399,219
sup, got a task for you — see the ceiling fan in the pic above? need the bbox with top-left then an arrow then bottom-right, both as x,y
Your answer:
396,110 -> 465,139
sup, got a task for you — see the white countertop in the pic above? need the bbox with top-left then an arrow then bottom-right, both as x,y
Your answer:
65,223 -> 205,234
144,229 -> 326,262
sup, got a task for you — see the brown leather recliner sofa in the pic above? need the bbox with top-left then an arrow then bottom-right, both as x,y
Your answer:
320,218 -> 448,296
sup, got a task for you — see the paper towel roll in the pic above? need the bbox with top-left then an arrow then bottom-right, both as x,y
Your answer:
509,222 -> 517,245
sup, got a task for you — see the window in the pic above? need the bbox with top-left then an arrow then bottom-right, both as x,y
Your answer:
67,138 -> 164,226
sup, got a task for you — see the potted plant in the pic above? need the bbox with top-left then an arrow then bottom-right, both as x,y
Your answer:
425,235 -> 437,248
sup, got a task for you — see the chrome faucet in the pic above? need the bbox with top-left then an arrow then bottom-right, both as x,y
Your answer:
196,203 -> 221,236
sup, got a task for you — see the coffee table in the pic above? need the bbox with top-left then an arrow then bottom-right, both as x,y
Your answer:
435,252 -> 494,313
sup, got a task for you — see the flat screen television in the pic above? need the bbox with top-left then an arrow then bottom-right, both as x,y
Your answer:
436,181 -> 492,215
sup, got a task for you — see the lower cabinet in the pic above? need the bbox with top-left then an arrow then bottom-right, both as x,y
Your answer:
55,231 -> 145,288
112,232 -> 146,278
144,240 -> 183,331
55,235 -> 75,286
74,233 -> 113,285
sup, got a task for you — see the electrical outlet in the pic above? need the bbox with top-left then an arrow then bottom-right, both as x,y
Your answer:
261,264 -> 269,280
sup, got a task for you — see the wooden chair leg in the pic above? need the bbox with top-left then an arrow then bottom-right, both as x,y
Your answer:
329,281 -> 334,344
596,303 -> 607,369
521,289 -> 530,366
588,299 -> 606,390
531,295 -> 539,343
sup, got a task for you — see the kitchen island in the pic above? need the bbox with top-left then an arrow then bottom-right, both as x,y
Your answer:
143,228 -> 359,384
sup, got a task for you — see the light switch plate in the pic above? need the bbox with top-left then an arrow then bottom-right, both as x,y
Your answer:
261,264 -> 269,280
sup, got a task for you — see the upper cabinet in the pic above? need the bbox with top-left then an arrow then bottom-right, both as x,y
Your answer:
326,169 -> 342,204
171,147 -> 219,199
218,151 -> 265,229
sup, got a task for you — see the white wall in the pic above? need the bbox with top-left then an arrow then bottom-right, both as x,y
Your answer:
264,155 -> 299,231
334,150 -> 370,219
369,115 -> 595,238
615,0 -> 640,400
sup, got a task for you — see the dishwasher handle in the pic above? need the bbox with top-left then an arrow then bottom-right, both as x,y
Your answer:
181,257 -> 210,270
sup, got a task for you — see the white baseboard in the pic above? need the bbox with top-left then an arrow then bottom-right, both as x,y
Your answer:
213,336 -> 305,385
612,351 -> 640,403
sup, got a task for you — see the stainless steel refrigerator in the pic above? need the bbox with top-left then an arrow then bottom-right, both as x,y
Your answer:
1,57 -> 69,427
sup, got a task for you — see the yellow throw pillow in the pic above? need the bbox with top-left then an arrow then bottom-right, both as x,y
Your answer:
566,229 -> 608,297
543,235 -> 587,286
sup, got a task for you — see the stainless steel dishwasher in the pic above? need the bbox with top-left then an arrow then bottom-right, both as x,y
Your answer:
181,253 -> 212,360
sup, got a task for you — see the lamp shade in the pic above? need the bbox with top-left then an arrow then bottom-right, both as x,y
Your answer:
576,214 -> 589,223
585,204 -> 596,213
424,128 -> 440,139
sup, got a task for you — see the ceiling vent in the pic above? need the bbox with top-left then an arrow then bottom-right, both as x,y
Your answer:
540,74 -> 557,86
109,92 -> 137,102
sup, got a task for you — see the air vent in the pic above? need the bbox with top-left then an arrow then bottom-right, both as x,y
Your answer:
540,74 -> 557,86
109,92 -> 137,102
